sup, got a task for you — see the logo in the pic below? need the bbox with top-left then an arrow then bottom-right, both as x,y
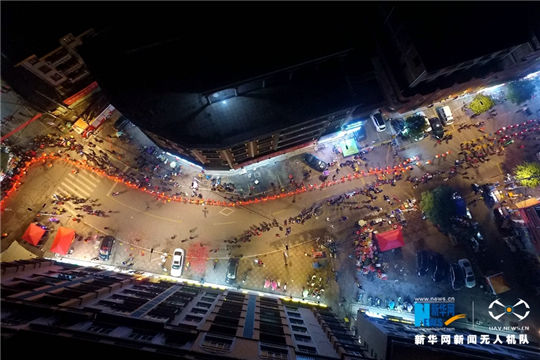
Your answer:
414,298 -> 466,327
488,299 -> 530,321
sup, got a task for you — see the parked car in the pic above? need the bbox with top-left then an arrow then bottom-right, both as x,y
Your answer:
458,259 -> 476,288
416,111 -> 432,132
432,254 -> 449,282
416,250 -> 435,276
304,154 -> 328,172
99,236 -> 115,260
225,258 -> 239,284
450,263 -> 465,290
428,117 -> 444,139
370,111 -> 387,132
170,248 -> 185,277
436,106 -> 454,125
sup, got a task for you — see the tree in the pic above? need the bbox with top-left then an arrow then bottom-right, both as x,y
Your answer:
467,94 -> 494,114
420,186 -> 457,233
514,162 -> 540,188
506,79 -> 536,105
403,115 -> 427,140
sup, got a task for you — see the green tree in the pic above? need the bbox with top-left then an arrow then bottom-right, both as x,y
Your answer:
506,79 -> 536,105
468,94 -> 494,114
420,186 -> 457,233
514,162 -> 540,188
404,115 -> 427,140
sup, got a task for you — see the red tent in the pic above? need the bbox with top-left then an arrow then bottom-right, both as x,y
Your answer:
50,227 -> 75,255
375,227 -> 405,252
22,223 -> 46,246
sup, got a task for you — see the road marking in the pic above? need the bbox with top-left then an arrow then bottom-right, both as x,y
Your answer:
63,177 -> 94,193
57,181 -> 90,197
219,208 -> 234,216
69,172 -> 99,188
213,221 -> 236,225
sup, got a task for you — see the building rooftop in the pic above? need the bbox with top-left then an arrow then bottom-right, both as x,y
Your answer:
396,4 -> 536,71
79,5 -> 384,148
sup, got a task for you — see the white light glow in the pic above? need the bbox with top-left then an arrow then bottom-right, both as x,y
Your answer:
524,70 -> 540,80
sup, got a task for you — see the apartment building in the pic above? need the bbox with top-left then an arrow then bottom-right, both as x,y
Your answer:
1,259 -> 372,360
373,4 -> 540,111
15,29 -> 95,98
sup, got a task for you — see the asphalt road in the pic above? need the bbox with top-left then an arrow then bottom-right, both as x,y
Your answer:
2,87 -> 540,342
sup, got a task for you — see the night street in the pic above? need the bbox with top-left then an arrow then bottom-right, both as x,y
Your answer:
2,3 -> 540,360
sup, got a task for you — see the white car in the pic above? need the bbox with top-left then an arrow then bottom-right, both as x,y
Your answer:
170,248 -> 185,277
370,111 -> 387,132
416,111 -> 432,132
458,258 -> 476,288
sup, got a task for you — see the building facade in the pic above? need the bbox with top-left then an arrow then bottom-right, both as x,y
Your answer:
15,29 -> 95,98
2,259 -> 371,360
373,5 -> 540,112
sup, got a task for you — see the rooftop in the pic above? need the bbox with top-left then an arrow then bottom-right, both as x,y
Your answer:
79,4 -> 384,148
395,4 -> 536,71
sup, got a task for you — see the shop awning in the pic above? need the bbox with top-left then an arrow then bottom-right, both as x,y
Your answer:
50,227 -> 75,255
22,223 -> 46,246
375,227 -> 405,252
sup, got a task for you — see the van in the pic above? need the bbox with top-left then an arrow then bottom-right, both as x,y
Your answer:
436,106 -> 454,125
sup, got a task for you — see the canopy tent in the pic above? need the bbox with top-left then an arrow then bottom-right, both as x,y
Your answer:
375,227 -> 405,252
50,227 -> 75,255
485,273 -> 511,295
22,223 -> 46,246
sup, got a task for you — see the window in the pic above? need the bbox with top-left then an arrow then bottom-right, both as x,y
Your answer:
298,345 -> 317,354
191,307 -> 208,315
294,334 -> 312,343
128,331 -> 155,342
87,323 -> 114,334
202,335 -> 233,352
260,345 -> 289,360
289,318 -> 304,325
38,65 -> 52,74
292,325 -> 307,333
287,312 -> 301,318
185,315 -> 203,322
196,302 -> 212,308
50,73 -> 63,82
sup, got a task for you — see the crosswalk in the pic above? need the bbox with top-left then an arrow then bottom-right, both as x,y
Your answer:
54,170 -> 102,212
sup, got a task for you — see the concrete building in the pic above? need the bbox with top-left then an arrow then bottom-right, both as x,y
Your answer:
373,4 -> 540,112
1,259 -> 372,360
15,29 -> 95,97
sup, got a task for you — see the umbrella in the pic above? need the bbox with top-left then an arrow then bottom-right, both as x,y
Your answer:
22,223 -> 46,246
